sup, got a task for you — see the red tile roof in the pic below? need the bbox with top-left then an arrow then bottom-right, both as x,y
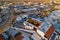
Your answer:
0,34 -> 5,40
44,26 -> 55,39
12,35 -> 23,40
27,18 -> 42,27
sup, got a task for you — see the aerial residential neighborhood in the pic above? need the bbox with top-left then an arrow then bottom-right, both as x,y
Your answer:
0,0 -> 60,40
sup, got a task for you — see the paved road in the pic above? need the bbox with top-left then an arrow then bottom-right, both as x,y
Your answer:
0,10 -> 36,34
0,12 -> 15,34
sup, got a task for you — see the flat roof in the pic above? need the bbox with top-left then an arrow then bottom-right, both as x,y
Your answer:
27,18 -> 42,27
38,22 -> 51,33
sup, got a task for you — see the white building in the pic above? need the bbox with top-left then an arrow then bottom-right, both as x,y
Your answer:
37,21 -> 55,40
23,18 -> 42,29
23,18 -> 55,40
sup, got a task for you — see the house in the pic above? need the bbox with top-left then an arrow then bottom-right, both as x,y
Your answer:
0,34 -> 5,40
23,18 -> 42,29
12,32 -> 23,40
23,18 -> 55,40
37,21 -> 55,40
